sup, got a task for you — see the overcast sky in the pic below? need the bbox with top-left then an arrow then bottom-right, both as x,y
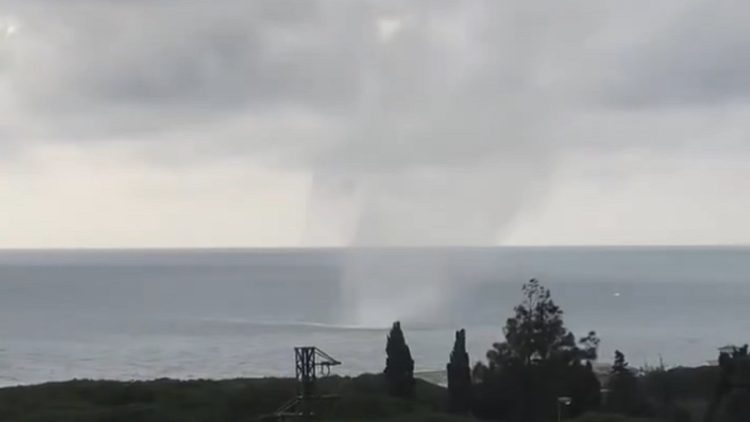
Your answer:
0,0 -> 749,248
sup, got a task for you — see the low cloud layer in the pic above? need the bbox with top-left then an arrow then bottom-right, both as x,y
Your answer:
1,0 -> 749,247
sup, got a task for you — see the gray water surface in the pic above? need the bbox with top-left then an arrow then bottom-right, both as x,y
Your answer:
0,247 -> 747,386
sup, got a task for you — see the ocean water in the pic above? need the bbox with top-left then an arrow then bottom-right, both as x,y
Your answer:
0,247 -> 749,387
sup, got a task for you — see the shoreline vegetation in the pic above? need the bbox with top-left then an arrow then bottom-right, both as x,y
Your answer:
1,279 -> 744,422
0,367 -> 721,422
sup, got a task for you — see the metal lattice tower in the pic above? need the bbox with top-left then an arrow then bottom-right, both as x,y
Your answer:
272,346 -> 341,421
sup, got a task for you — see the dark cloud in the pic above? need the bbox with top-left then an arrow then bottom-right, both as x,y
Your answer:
2,0 -> 749,246
605,0 -> 750,107
6,1 -> 367,126
6,1 -> 745,156
2,1 -> 591,158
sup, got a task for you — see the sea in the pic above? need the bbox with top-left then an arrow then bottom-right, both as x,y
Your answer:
0,246 -> 748,387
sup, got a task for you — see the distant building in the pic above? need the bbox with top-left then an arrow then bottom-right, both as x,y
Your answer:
719,345 -> 739,355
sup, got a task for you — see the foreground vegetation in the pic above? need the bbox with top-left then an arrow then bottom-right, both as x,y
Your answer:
0,357 -> 728,421
0,374 -> 673,422
0,374 -> 461,422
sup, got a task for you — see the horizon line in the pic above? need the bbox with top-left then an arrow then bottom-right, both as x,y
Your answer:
1,244 -> 749,252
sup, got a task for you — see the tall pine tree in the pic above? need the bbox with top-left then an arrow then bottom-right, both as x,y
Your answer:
447,329 -> 472,412
473,279 -> 601,421
384,321 -> 415,398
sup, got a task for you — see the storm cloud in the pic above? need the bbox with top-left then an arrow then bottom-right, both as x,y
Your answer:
1,0 -> 749,247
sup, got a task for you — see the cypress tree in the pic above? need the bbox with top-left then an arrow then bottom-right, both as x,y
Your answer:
384,321 -> 415,398
447,329 -> 472,412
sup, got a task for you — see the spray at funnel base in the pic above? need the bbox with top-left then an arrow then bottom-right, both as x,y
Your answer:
340,249 -> 450,327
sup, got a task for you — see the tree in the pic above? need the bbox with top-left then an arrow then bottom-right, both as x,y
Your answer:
613,350 -> 628,373
473,279 -> 601,421
502,278 -> 567,365
579,331 -> 601,362
483,279 -> 597,370
384,321 -> 415,398
607,350 -> 640,415
447,329 -> 472,413
705,344 -> 750,422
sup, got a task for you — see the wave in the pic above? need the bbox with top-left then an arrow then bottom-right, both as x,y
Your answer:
174,316 -> 391,331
